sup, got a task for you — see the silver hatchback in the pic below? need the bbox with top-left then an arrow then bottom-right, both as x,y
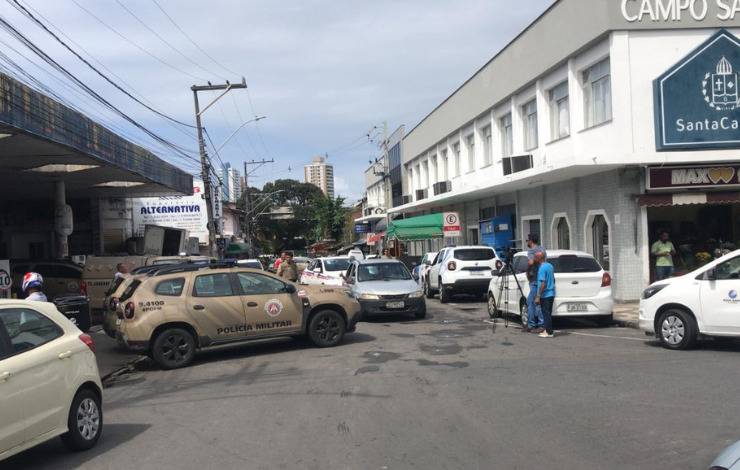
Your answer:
344,259 -> 426,320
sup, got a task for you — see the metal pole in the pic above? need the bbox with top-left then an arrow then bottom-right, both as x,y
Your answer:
243,160 -> 251,254
192,90 -> 217,257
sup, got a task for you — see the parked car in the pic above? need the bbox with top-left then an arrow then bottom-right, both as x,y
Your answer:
10,260 -> 86,301
640,248 -> 740,350
487,250 -> 613,325
236,259 -> 264,270
0,300 -> 103,461
709,440 -> 740,470
425,246 -> 499,303
344,259 -> 426,319
412,251 -> 438,284
300,256 -> 351,286
292,257 -> 312,274
114,264 -> 360,369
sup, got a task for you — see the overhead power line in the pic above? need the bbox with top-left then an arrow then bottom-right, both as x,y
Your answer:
0,14 -> 200,164
112,0 -> 218,80
149,0 -> 240,78
69,0 -> 206,82
8,0 -> 197,130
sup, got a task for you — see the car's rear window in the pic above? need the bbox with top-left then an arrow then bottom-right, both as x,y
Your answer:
324,259 -> 350,272
120,280 -> 142,301
454,248 -> 495,261
550,255 -> 602,273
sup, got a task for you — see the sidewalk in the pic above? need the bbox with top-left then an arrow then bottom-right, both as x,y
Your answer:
613,302 -> 639,328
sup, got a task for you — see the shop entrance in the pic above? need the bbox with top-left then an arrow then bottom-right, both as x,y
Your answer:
647,203 -> 738,281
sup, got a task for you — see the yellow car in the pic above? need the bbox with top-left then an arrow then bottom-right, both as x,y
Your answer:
114,264 -> 361,369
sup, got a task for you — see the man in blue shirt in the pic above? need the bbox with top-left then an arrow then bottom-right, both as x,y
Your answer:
534,251 -> 556,338
524,234 -> 546,333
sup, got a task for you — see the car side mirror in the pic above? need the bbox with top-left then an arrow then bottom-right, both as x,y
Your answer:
285,284 -> 297,294
703,268 -> 717,281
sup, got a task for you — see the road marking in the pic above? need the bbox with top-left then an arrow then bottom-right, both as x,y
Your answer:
568,331 -> 645,342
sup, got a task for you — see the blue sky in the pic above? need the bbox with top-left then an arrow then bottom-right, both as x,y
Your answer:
1,0 -> 552,201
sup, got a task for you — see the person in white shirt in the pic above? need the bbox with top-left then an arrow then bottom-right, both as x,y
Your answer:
22,272 -> 48,302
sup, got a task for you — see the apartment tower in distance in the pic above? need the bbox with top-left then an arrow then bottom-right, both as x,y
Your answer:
304,155 -> 334,198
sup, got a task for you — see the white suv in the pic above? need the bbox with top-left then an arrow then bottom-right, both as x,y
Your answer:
425,246 -> 499,303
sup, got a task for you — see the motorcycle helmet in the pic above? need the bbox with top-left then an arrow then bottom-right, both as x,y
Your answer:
22,272 -> 44,292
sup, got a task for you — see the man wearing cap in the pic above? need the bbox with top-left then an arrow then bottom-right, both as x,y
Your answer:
524,234 -> 546,333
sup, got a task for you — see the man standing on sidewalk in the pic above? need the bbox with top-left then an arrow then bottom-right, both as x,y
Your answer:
523,234 -> 545,333
534,251 -> 556,338
651,231 -> 676,281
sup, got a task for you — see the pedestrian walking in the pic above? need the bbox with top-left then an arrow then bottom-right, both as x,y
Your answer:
277,252 -> 298,282
523,234 -> 545,333
534,251 -> 556,338
274,252 -> 287,271
651,231 -> 676,281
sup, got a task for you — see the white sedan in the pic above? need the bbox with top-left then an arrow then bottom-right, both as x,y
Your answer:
300,256 -> 352,286
0,300 -> 103,461
487,250 -> 614,325
640,248 -> 740,350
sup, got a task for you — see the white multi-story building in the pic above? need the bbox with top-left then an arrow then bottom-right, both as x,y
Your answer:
220,163 -> 241,203
390,0 -> 740,301
304,155 -> 335,198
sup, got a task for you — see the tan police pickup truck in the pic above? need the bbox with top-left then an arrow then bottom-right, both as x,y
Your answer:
112,263 -> 361,369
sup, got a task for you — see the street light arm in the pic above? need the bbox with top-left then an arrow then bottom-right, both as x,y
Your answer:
216,116 -> 267,153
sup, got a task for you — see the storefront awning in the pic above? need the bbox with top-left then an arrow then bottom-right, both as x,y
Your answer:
387,213 -> 444,241
638,192 -> 740,207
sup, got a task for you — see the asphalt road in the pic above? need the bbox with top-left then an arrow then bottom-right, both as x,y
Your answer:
5,297 -> 740,469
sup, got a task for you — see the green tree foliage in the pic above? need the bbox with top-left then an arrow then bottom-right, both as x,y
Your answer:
312,195 -> 347,241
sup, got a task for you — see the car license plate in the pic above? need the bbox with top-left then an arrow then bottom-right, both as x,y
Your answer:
567,303 -> 588,312
386,301 -> 405,309
115,318 -> 122,326
470,271 -> 485,276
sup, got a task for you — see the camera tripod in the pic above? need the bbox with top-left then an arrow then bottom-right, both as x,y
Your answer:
487,258 -> 527,328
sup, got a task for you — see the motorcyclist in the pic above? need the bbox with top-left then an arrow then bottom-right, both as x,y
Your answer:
22,272 -> 48,302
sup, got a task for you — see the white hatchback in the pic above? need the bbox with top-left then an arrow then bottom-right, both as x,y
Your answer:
487,250 -> 614,325
0,300 -> 103,461
640,248 -> 740,349
300,256 -> 352,286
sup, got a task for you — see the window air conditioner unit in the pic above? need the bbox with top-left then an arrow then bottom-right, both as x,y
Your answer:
415,189 -> 428,201
433,181 -> 451,195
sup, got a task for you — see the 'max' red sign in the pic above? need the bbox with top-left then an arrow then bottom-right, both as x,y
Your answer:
647,164 -> 740,190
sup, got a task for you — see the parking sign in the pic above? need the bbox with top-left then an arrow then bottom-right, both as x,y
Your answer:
443,212 -> 462,238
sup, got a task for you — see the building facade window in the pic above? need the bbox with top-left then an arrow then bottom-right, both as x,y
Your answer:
407,166 -> 413,194
482,125 -> 492,166
549,81 -> 570,139
415,163 -> 421,190
585,212 -> 610,271
500,114 -> 513,158
430,155 -> 437,184
553,216 -> 571,249
440,149 -> 448,181
421,160 -> 429,188
583,58 -> 612,128
523,100 -> 538,150
465,133 -> 475,173
453,142 -> 461,177
389,142 -> 403,207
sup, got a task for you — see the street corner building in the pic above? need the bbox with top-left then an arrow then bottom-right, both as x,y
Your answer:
381,0 -> 740,302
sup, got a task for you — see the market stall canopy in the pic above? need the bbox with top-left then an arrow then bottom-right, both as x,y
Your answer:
387,213 -> 443,241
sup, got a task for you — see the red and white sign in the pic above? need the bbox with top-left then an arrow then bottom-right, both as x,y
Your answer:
443,212 -> 462,238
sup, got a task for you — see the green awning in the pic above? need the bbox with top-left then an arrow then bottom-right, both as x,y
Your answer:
387,213 -> 444,241
225,242 -> 250,255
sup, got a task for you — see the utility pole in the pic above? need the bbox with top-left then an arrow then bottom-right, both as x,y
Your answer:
191,79 -> 247,257
242,158 -> 274,255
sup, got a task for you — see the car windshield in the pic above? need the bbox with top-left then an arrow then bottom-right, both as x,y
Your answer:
549,255 -> 602,273
455,248 -> 495,261
358,263 -> 411,282
324,259 -> 350,272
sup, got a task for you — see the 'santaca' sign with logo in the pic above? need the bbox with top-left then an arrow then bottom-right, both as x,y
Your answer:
654,29 -> 740,151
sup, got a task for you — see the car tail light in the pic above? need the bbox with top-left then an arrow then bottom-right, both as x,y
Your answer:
447,261 -> 457,271
79,333 -> 95,353
79,281 -> 87,296
601,272 -> 612,287
124,302 -> 135,319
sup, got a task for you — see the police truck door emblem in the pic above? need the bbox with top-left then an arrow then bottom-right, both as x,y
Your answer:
265,299 -> 283,317
703,57 -> 739,111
